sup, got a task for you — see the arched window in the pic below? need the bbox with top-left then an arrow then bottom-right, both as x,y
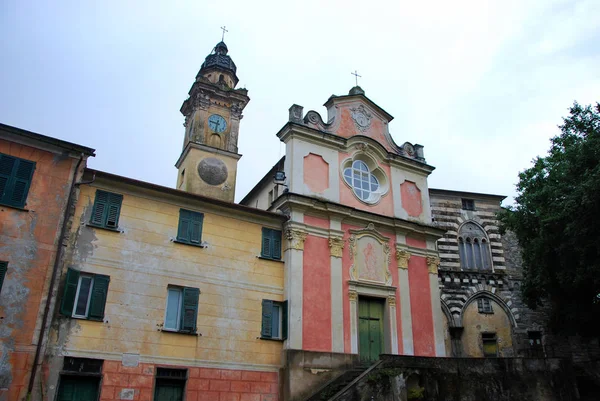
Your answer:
458,222 -> 492,270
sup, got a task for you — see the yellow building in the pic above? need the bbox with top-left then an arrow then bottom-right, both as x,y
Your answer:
42,40 -> 287,401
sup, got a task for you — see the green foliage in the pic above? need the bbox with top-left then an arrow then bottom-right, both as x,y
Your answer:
408,387 -> 425,399
498,102 -> 600,335
366,368 -> 405,384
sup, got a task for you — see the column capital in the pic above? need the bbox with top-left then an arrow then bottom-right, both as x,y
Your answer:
426,255 -> 440,274
285,228 -> 308,251
388,296 -> 397,307
329,236 -> 345,258
348,290 -> 358,302
395,247 -> 411,269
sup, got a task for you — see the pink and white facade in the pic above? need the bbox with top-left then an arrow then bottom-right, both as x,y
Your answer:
242,87 -> 447,367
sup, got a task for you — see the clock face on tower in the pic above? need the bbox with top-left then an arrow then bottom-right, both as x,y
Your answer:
208,114 -> 227,133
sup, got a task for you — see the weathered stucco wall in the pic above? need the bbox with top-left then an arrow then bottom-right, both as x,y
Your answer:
0,139 -> 78,400
44,180 -> 285,400
461,298 -> 513,357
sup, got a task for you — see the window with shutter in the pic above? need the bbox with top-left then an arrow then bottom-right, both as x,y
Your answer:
261,228 -> 282,260
60,268 -> 110,321
261,299 -> 287,340
0,153 -> 36,208
90,190 -> 123,229
0,261 -> 7,293
176,209 -> 203,245
163,286 -> 200,334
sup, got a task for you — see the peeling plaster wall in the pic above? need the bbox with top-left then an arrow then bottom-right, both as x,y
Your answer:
43,182 -> 285,401
0,139 -> 79,401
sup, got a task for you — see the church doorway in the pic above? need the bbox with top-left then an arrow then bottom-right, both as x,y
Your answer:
358,297 -> 385,362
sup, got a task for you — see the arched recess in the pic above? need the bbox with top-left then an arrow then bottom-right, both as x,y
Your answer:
457,220 -> 493,271
440,299 -> 455,327
460,290 -> 518,328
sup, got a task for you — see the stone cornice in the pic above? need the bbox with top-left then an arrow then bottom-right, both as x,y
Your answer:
271,192 -> 445,242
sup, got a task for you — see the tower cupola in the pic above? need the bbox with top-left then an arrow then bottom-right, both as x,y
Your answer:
197,41 -> 239,88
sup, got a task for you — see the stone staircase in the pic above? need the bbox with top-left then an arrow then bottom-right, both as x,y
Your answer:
303,361 -> 382,401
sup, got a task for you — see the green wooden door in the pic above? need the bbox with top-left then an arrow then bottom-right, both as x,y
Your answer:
57,376 -> 99,401
154,380 -> 184,401
358,297 -> 385,362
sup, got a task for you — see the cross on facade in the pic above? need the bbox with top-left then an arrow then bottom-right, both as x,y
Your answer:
351,70 -> 361,86
221,26 -> 228,41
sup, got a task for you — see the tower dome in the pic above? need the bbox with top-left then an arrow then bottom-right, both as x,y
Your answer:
198,41 -> 238,87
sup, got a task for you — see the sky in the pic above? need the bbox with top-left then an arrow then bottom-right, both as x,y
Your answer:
1,0 -> 599,205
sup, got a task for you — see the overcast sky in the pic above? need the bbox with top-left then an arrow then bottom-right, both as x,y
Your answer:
1,0 -> 598,204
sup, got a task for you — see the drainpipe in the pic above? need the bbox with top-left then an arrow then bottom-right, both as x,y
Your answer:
27,154 -> 87,397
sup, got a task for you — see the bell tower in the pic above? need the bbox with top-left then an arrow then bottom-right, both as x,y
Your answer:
176,40 -> 250,202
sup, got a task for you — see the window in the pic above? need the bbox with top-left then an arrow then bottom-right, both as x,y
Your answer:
89,190 -> 123,229
343,160 -> 380,202
261,299 -> 287,340
0,261 -> 7,293
154,368 -> 186,401
458,222 -> 492,270
60,268 -> 110,321
261,228 -> 282,260
462,198 -> 475,210
477,298 -> 493,314
176,209 -> 204,245
0,153 -> 35,208
163,286 -> 200,333
482,333 -> 498,357
528,331 -> 542,347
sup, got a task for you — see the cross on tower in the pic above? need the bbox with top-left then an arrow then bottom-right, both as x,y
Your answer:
220,26 -> 228,41
351,70 -> 361,86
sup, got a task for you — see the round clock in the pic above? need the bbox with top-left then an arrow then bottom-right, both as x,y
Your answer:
208,114 -> 227,133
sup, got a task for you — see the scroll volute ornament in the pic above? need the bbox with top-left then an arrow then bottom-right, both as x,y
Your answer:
426,256 -> 441,274
285,228 -> 308,251
396,249 -> 411,269
329,236 -> 345,258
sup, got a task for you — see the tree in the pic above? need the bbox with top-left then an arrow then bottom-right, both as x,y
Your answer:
499,102 -> 600,335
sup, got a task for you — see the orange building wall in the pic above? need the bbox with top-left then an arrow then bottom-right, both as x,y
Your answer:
0,139 -> 77,400
334,108 -> 396,154
98,362 -> 278,401
407,255 -> 435,356
302,235 -> 332,352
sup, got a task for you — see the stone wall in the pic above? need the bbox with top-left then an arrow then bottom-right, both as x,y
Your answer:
335,355 -> 578,401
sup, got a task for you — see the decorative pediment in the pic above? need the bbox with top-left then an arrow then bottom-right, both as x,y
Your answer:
348,223 -> 392,285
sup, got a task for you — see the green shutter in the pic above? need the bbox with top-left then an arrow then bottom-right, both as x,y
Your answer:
261,228 -> 272,258
189,212 -> 203,244
0,261 -> 8,293
105,193 -> 123,228
91,191 -> 122,228
281,300 -> 288,340
0,155 -> 15,201
10,159 -> 35,207
178,209 -> 203,244
90,190 -> 109,226
272,230 -> 282,260
60,268 -> 80,316
177,210 -> 191,242
180,287 -> 199,332
261,299 -> 273,338
88,274 -> 110,321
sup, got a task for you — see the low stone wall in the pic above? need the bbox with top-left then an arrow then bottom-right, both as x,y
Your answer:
282,350 -> 360,401
335,355 -> 579,401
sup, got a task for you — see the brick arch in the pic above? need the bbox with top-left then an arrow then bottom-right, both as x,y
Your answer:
461,288 -> 518,328
440,298 -> 459,328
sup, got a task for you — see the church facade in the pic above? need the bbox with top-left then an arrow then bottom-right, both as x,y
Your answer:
0,40 -> 555,401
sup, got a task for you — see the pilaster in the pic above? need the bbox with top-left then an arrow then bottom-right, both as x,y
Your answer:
427,255 -> 446,356
284,226 -> 307,350
396,242 -> 414,355
329,235 -> 345,353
